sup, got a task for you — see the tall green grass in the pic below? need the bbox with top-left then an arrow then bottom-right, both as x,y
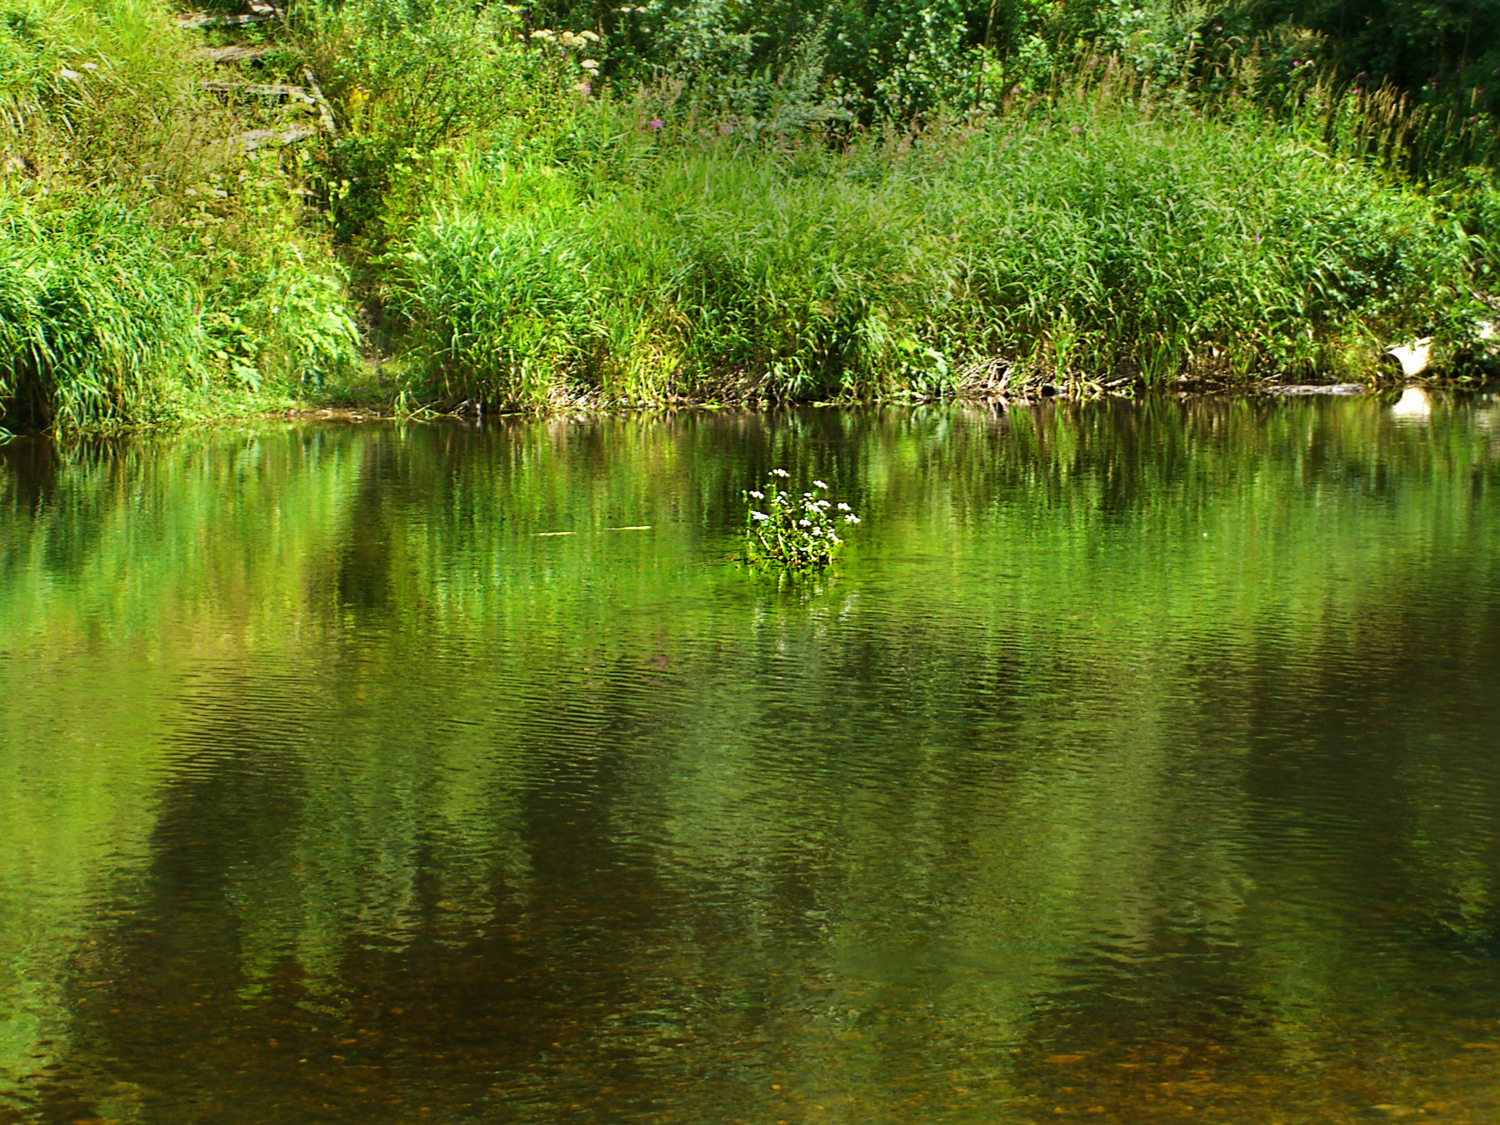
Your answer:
1,0 -> 1494,432
0,195 -> 205,434
0,0 -> 222,185
382,95 -> 1477,408
0,0 -> 366,434
0,186 -> 363,435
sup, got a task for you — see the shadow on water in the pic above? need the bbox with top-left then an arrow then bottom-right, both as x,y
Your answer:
4,395 -> 1500,1122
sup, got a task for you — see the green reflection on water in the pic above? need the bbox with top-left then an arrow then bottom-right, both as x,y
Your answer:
2,397 -> 1500,1123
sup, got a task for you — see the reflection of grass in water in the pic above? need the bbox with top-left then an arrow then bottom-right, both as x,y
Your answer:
1,399 -> 1499,1118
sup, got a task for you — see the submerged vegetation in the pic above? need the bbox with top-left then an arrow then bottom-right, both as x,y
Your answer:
2,0 -> 1500,433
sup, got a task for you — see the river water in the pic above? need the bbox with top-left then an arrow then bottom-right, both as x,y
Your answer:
2,395 -> 1499,1123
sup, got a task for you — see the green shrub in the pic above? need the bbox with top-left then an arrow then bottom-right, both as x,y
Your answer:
301,0 -> 563,239
203,242 -> 361,393
537,0 -> 984,124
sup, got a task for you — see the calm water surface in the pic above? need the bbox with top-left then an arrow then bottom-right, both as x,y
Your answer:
2,396 -> 1499,1123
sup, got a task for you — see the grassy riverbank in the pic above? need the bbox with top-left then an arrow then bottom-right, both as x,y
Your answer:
2,0 -> 1498,434
384,102 -> 1475,409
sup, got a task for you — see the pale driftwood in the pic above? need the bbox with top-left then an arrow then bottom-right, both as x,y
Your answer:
193,45 -> 272,63
234,124 -> 316,152
301,67 -> 338,137
177,11 -> 277,26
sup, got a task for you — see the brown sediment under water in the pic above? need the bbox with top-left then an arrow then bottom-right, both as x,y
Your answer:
3,394 -> 1500,1123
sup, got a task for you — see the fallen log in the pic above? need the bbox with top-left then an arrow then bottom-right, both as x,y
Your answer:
201,81 -> 309,98
201,79 -> 337,137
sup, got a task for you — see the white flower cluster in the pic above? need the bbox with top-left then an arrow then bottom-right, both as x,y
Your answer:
529,28 -> 602,72
530,28 -> 601,47
741,471 -> 860,573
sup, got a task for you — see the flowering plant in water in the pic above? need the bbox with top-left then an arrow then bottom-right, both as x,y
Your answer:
743,469 -> 859,571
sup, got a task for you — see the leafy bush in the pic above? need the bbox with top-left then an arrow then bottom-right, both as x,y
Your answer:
301,0 -> 561,238
532,0 -> 985,126
204,242 -> 361,393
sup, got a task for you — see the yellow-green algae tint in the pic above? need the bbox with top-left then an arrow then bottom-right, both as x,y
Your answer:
1,396 -> 1498,1122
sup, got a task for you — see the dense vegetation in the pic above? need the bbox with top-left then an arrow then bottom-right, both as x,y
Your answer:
2,0 -> 1499,432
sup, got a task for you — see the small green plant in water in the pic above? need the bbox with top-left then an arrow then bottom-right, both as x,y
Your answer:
743,468 -> 860,571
